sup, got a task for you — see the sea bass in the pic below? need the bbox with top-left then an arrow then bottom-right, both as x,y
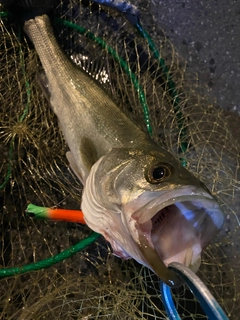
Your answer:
24,15 -> 224,286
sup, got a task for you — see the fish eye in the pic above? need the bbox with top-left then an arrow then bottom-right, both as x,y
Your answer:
146,164 -> 171,184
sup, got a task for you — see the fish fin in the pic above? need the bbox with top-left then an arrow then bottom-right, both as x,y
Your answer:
36,71 -> 51,102
112,250 -> 131,260
70,52 -> 109,85
66,151 -> 84,184
103,233 -> 131,260
66,138 -> 98,184
80,137 -> 99,171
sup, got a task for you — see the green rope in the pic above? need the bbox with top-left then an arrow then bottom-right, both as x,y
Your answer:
0,232 -> 100,278
0,11 -> 8,18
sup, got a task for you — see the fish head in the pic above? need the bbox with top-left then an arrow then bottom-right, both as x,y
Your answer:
82,146 -> 224,286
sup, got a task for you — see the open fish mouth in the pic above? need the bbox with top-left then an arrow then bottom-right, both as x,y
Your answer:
128,187 -> 224,286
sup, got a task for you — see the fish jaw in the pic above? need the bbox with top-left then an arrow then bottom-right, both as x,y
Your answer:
82,150 -> 224,285
123,186 -> 224,275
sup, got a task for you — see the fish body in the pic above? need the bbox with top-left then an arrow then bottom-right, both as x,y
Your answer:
24,15 -> 224,286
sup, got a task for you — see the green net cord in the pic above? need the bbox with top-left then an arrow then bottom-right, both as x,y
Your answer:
0,232 -> 100,278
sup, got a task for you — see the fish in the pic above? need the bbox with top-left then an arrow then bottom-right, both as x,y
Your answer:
24,14 -> 224,287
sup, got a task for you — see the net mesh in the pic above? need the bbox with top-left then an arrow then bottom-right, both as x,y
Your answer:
0,0 -> 240,319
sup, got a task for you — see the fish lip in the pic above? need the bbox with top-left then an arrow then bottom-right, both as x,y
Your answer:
126,186 -> 224,281
132,186 -> 224,229
137,233 -> 182,287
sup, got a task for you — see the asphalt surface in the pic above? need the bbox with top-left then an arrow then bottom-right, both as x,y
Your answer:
150,0 -> 240,114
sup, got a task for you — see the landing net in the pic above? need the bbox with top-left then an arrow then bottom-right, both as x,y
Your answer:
0,1 -> 239,319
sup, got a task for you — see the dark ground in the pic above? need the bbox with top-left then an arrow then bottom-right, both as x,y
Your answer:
150,0 -> 240,115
